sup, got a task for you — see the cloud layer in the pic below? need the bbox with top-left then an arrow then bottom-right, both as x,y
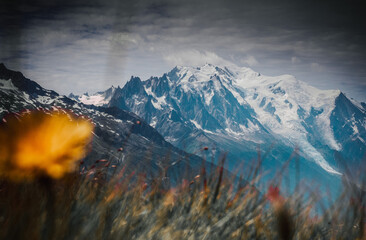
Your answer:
1,0 -> 365,101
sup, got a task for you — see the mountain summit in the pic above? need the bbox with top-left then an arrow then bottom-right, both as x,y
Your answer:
73,63 -> 366,192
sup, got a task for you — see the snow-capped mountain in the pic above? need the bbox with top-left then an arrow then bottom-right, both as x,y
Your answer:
76,63 -> 366,192
69,86 -> 116,107
0,63 -> 207,181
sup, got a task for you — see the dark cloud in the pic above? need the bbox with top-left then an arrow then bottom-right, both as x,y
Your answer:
0,0 -> 365,100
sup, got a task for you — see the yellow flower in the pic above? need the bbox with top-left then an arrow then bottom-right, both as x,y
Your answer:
0,110 -> 94,180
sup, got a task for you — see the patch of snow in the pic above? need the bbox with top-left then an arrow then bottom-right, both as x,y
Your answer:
144,86 -> 168,110
36,95 -> 54,104
203,129 -> 215,134
22,93 -> 36,105
72,103 -> 81,109
134,99 -> 144,105
0,79 -> 17,90
204,90 -> 214,105
190,120 -> 203,130
150,117 -> 157,128
79,94 -> 109,106
153,96 -> 167,110
165,136 -> 179,143
239,121 -> 260,133
350,115 -> 360,135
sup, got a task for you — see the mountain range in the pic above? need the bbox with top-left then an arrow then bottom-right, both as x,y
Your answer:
1,61 -> 365,194
71,63 -> 366,193
0,63 -> 208,183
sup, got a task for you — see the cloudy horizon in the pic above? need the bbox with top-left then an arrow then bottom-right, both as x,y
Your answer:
1,0 -> 365,101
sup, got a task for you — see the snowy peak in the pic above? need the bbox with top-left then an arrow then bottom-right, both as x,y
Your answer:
164,64 -> 342,138
71,63 -> 365,177
170,63 -> 260,86
0,63 -> 58,97
70,86 -> 117,107
145,74 -> 170,97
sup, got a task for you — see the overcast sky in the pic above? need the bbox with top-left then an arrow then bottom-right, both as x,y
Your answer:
1,0 -> 365,101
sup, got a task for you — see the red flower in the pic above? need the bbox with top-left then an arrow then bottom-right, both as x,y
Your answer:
266,185 -> 284,205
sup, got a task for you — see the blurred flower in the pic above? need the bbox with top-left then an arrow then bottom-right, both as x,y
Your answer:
141,182 -> 148,191
0,110 -> 94,180
266,185 -> 285,207
267,186 -> 293,239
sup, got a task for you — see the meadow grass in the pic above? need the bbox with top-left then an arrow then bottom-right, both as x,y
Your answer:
0,152 -> 365,240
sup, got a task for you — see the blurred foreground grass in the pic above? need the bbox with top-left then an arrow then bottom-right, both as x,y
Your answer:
0,111 -> 365,239
0,156 -> 365,239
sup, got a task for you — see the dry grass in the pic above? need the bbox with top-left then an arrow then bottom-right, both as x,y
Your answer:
0,153 -> 365,240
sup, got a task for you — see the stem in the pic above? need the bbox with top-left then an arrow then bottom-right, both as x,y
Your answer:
39,176 -> 55,240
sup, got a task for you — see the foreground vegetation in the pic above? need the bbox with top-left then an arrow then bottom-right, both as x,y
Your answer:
0,156 -> 365,240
